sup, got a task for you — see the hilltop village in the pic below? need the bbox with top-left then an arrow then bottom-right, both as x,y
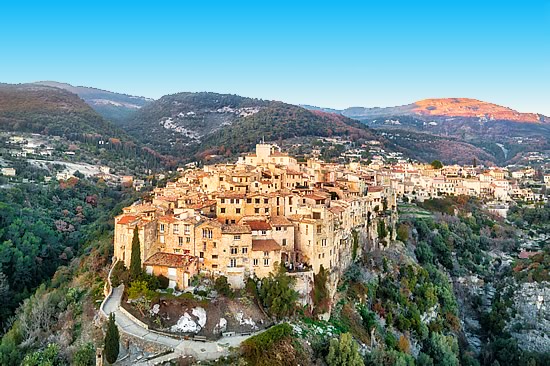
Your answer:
114,143 -> 398,291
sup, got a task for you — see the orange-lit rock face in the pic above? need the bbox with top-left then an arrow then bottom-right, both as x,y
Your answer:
413,98 -> 542,123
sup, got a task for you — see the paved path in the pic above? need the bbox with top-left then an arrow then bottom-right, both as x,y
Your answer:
101,280 -> 264,362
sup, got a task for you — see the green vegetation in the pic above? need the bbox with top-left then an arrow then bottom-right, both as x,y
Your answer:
213,275 -> 233,298
241,323 -> 294,366
430,160 -> 443,169
0,177 -> 139,329
22,343 -> 66,366
104,313 -> 119,364
326,332 -> 364,366
129,227 -> 141,280
258,267 -> 299,319
312,265 -> 330,316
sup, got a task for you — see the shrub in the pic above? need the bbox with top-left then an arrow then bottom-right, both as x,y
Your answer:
73,343 -> 95,366
326,333 -> 364,366
214,276 -> 233,297
157,275 -> 169,289
241,323 -> 293,365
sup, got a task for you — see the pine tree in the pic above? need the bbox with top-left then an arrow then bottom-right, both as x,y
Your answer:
104,313 -> 119,364
326,333 -> 364,366
129,226 -> 141,280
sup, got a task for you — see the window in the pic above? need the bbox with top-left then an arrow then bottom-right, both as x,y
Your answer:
322,239 -> 327,246
220,208 -> 226,213
255,208 -> 260,214
264,258 -> 270,266
236,208 -> 241,214
242,247 -> 248,254
178,237 -> 184,246
212,255 -> 218,260
317,225 -> 322,234
202,228 -> 213,238
305,225 -> 309,235
219,177 -> 224,181
253,259 -> 259,266
159,224 -> 165,233
230,247 -> 238,255
212,264 -> 218,268
221,198 -> 225,204
186,237 -> 191,243
254,198 -> 260,204
173,224 -> 179,234
247,198 -> 252,203
234,235 -> 241,241
213,242 -> 217,248
264,208 -> 269,213
261,230 -> 267,235
264,199 -> 269,204
160,235 -> 165,244
199,252 -> 204,258
263,251 -> 269,257
229,258 -> 237,267
203,242 -> 207,250
282,239 -> 287,246
184,224 -> 190,234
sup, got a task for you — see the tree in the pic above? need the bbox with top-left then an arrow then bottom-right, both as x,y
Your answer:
129,227 -> 141,280
431,160 -> 443,169
104,313 -> 120,364
326,333 -> 364,366
258,267 -> 298,319
312,265 -> 330,315
214,275 -> 233,297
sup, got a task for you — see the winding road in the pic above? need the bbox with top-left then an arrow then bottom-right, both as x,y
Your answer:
100,263 -> 262,364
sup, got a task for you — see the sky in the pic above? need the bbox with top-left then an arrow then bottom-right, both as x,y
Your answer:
0,1 -> 549,114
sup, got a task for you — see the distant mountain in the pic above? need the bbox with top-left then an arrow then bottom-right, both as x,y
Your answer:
124,92 -> 377,160
0,83 -> 124,137
304,98 -> 550,164
339,98 -> 549,124
34,81 -> 153,124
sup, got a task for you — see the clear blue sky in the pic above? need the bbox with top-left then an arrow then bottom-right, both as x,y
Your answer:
1,1 -> 549,114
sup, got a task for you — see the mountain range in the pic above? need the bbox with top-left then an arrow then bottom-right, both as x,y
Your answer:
1,81 -> 548,166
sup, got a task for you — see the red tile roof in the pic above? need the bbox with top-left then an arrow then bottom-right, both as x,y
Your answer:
252,239 -> 281,252
117,215 -> 139,225
246,220 -> 272,231
143,252 -> 191,267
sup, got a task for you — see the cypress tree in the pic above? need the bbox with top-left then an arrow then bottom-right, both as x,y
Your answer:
104,313 -> 119,364
129,226 -> 141,280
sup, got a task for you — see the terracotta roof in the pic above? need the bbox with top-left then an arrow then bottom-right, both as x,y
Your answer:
245,220 -> 272,231
143,252 -> 191,267
117,215 -> 139,225
367,186 -> 384,192
329,206 -> 345,214
222,224 -> 251,234
158,215 -> 178,223
269,216 -> 293,226
252,239 -> 281,252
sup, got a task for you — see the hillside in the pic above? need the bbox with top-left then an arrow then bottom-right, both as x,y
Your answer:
34,81 -> 152,124
0,83 -> 125,138
124,92 -> 378,160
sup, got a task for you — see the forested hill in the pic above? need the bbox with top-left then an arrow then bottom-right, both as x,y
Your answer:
121,91 -> 378,160
0,83 -> 124,138
33,81 -> 152,125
